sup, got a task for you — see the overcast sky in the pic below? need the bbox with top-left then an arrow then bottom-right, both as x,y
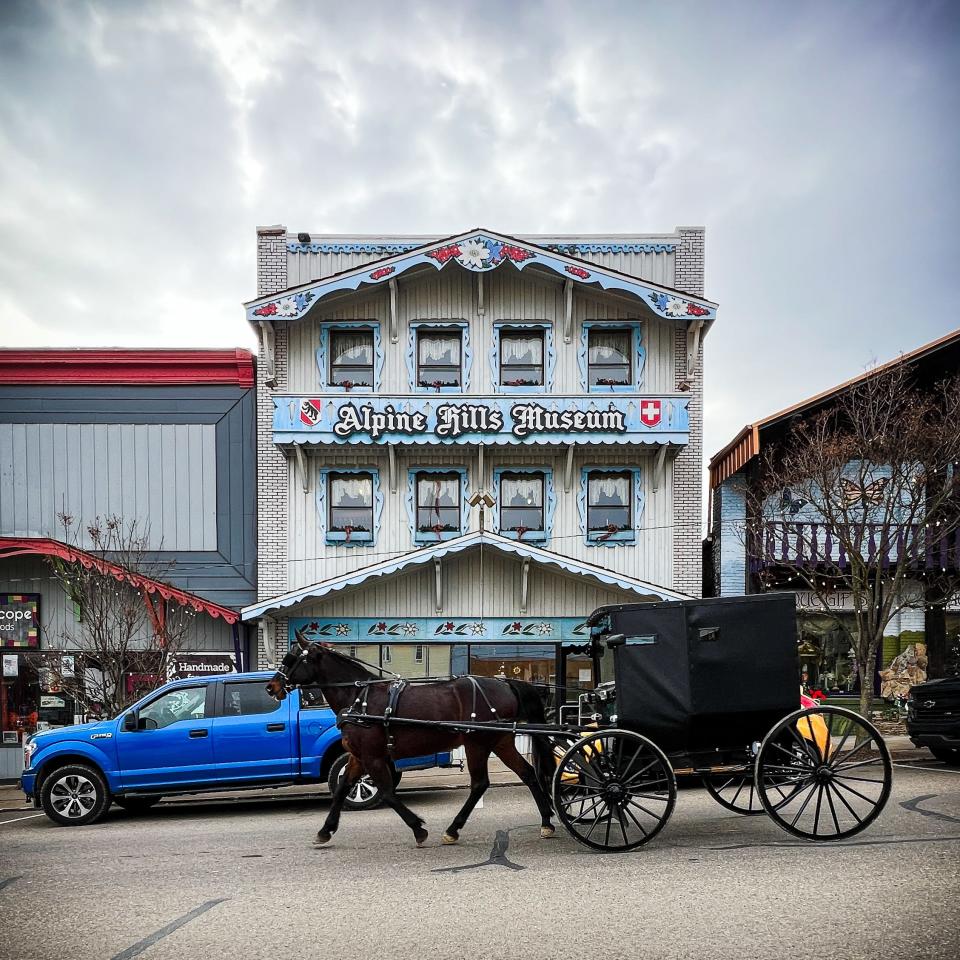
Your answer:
1,0 -> 958,467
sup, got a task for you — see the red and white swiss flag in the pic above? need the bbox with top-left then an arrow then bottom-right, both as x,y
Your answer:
639,399 -> 662,427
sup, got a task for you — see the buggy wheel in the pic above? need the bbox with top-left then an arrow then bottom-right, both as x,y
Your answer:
755,706 -> 892,842
552,729 -> 676,852
702,768 -> 764,815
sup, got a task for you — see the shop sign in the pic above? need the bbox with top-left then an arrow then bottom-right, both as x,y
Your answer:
166,652 -> 237,681
2,654 -> 17,677
0,593 -> 40,649
290,617 -> 593,645
795,591 -> 855,612
274,395 -> 689,447
40,695 -> 66,709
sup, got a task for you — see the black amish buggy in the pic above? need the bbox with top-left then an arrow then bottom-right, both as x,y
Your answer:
272,593 -> 893,853
554,592 -> 893,850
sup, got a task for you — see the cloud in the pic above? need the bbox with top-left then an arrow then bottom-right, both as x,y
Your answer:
0,0 -> 958,499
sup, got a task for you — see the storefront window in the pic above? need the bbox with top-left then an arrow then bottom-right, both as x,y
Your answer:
797,614 -> 860,694
1,653 -> 78,746
946,613 -> 960,676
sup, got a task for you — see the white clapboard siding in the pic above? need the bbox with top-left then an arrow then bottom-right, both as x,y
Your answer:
285,266 -> 676,395
0,422 -> 217,551
286,446 -> 674,593
294,549 -> 641,620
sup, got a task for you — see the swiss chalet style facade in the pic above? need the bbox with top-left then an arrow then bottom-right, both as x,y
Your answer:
243,228 -> 715,693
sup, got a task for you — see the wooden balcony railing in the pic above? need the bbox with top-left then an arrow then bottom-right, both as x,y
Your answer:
748,521 -> 960,574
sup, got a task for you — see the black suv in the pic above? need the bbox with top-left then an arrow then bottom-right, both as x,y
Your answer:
907,676 -> 960,765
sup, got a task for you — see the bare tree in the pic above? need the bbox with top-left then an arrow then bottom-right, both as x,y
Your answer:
747,365 -> 960,717
41,514 -> 195,717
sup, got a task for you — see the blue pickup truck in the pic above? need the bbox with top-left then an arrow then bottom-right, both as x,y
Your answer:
20,671 -> 453,826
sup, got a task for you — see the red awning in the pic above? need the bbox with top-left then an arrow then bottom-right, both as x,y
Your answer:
0,537 -> 239,625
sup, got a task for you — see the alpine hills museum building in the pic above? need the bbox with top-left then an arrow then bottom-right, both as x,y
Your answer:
243,227 -> 716,700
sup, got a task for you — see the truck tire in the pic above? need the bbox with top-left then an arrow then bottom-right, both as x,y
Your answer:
40,763 -> 111,827
114,796 -> 163,813
930,746 -> 960,766
327,753 -> 401,810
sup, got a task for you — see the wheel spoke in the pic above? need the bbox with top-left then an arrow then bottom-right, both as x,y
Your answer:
812,783 -> 825,837
830,777 -> 882,806
788,781 -> 819,827
621,802 -> 649,837
824,781 -> 843,834
827,780 -> 864,825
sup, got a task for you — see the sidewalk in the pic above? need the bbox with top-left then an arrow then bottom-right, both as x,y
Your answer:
0,735 -> 935,814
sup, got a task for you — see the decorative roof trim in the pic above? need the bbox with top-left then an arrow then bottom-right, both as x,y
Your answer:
240,530 -> 688,620
287,241 -> 676,255
0,349 -> 255,387
0,537 -> 240,624
247,229 -> 716,325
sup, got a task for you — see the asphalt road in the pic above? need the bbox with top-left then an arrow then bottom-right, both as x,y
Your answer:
1,761 -> 959,960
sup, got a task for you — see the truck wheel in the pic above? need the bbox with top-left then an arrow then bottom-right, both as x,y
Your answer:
114,796 -> 162,813
930,746 -> 960,766
40,764 -> 111,826
327,754 -> 400,810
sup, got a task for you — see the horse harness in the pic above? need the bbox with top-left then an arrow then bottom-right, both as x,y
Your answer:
345,675 -> 503,756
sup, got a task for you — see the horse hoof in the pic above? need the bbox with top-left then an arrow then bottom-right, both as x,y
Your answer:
442,832 -> 458,845
316,831 -> 331,845
415,829 -> 429,847
540,826 -> 556,839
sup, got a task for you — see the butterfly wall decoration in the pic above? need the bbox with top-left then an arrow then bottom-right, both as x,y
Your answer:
838,476 -> 890,507
780,489 -> 809,515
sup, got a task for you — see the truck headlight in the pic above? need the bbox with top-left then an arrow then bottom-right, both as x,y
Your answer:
23,739 -> 37,770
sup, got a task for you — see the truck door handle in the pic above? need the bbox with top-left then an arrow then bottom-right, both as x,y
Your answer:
266,723 -> 286,732
189,729 -> 209,738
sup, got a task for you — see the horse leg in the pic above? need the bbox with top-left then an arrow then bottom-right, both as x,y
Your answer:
442,741 -> 491,845
493,736 -> 556,838
315,753 -> 363,845
364,756 -> 429,847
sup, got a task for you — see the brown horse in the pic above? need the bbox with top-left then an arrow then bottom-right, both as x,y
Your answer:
265,633 -> 556,847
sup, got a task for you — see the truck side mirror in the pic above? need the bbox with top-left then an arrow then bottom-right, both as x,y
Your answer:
123,712 -> 137,732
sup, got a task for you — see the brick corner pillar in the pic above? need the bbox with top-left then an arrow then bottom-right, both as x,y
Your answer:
672,227 -> 706,597
255,225 -> 290,667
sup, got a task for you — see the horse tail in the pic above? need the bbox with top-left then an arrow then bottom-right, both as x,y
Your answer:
507,680 -> 555,804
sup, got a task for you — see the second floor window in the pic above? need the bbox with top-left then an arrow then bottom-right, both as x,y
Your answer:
329,330 -> 374,388
417,330 -> 462,388
328,472 -> 374,539
500,331 -> 544,386
416,471 -> 461,536
587,470 -> 632,536
499,472 -> 545,535
588,328 -> 632,387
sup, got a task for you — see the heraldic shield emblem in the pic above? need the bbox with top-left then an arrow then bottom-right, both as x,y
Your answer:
639,399 -> 662,427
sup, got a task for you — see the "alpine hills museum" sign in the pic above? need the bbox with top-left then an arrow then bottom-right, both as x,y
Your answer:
273,395 -> 690,446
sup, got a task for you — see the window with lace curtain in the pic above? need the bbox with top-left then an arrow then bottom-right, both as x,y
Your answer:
417,330 -> 462,388
415,471 -> 462,535
329,330 -> 374,388
499,472 -> 545,535
586,470 -> 632,536
328,472 -> 374,540
587,328 -> 632,387
499,331 -> 544,386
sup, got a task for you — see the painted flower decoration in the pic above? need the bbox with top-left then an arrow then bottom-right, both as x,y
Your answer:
402,622 -> 418,636
565,265 -> 591,280
471,622 -> 485,635
536,622 -> 552,635
457,238 -> 491,270
335,623 -> 350,636
369,266 -> 395,281
665,298 -> 688,317
686,303 -> 710,317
